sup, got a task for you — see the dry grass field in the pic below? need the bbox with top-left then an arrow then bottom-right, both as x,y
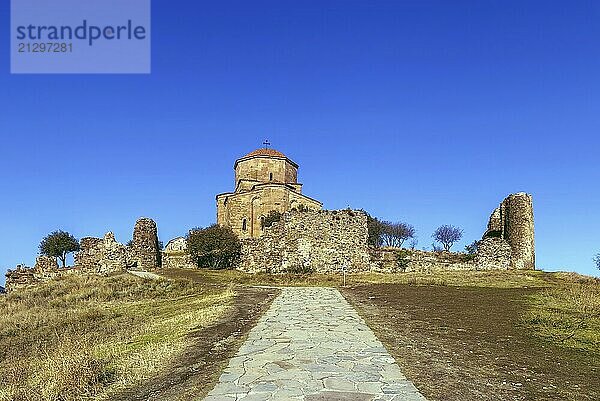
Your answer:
0,273 -> 236,401
0,268 -> 597,400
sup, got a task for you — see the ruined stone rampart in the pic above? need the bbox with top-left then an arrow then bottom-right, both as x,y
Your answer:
162,237 -> 195,269
4,257 -> 78,292
484,192 -> 535,270
240,209 -> 371,273
369,237 -> 512,273
74,232 -> 129,274
369,248 -> 474,272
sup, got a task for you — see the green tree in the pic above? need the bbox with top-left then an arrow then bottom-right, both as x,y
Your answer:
362,211 -> 384,247
39,230 -> 80,267
261,210 -> 282,229
465,240 -> 479,254
187,225 -> 241,269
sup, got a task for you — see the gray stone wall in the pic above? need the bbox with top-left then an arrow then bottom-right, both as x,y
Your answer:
240,209 -> 371,273
484,192 -> 535,270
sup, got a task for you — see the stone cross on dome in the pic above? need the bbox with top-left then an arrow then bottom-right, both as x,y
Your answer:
263,139 -> 271,149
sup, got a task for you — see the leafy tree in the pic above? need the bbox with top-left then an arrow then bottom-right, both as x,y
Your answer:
465,240 -> 479,255
187,225 -> 240,269
432,225 -> 463,252
39,230 -> 80,267
594,253 -> 600,271
363,212 -> 384,247
381,221 -> 416,248
261,210 -> 282,229
408,238 -> 418,250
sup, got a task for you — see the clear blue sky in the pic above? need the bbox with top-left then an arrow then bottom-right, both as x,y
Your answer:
1,1 -> 599,285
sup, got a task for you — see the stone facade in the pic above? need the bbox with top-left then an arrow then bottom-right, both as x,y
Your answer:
217,148 -> 322,239
240,209 -> 371,273
74,232 -> 129,274
484,192 -> 535,270
162,237 -> 195,269
130,218 -> 161,270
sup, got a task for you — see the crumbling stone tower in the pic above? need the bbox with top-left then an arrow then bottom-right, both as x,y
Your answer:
484,192 -> 535,270
130,217 -> 160,270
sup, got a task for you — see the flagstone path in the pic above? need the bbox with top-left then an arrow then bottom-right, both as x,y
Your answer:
204,287 -> 427,401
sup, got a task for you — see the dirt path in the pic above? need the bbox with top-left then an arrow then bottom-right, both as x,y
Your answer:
343,284 -> 600,401
113,286 -> 279,401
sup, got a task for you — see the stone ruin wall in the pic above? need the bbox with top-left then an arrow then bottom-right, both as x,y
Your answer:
73,217 -> 161,273
5,217 -> 162,292
74,232 -> 129,274
485,192 -> 535,270
369,237 -> 512,273
162,237 -> 195,269
4,256 -> 79,292
239,201 -> 524,274
240,209 -> 372,273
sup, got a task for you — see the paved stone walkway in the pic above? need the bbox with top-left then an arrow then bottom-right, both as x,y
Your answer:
205,287 -> 427,401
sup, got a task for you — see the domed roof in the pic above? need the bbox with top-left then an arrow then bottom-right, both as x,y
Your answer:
235,147 -> 298,168
242,148 -> 287,159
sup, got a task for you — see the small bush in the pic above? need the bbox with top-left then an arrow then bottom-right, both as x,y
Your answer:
286,264 -> 315,274
261,210 -> 282,229
393,250 -> 411,272
465,240 -> 479,255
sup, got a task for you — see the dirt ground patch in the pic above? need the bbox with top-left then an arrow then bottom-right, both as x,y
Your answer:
343,284 -> 599,401
113,286 -> 279,401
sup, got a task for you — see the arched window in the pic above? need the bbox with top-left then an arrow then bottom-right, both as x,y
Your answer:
242,218 -> 247,231
269,172 -> 273,181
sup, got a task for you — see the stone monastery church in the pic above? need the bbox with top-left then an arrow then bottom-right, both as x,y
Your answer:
216,147 -> 322,238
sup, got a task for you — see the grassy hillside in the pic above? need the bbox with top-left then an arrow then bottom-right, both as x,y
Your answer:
1,268 -> 597,401
0,273 -> 233,401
